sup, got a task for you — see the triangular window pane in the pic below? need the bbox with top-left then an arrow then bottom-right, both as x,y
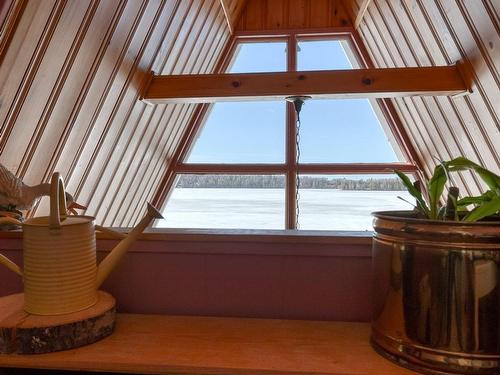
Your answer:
297,39 -> 353,70
298,98 -> 401,163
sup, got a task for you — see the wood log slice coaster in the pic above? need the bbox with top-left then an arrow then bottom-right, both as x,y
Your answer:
0,291 -> 115,354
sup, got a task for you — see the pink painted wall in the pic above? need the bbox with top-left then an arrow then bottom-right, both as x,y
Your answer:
0,233 -> 373,321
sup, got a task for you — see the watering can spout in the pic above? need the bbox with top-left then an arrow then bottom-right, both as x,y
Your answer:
95,203 -> 163,288
0,253 -> 22,276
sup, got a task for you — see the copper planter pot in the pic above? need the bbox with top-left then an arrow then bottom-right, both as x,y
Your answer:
371,211 -> 500,374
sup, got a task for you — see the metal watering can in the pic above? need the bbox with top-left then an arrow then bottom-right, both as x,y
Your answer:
0,173 -> 163,315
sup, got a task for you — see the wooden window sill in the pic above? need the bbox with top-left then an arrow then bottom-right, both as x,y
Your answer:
0,228 -> 373,244
0,314 -> 417,374
0,229 -> 373,257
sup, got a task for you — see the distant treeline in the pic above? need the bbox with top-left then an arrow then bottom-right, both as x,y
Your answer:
176,175 -> 406,191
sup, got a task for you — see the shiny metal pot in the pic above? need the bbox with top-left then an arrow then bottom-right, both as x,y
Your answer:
372,211 -> 500,375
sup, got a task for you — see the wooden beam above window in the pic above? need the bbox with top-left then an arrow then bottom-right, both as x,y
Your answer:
143,65 -> 469,104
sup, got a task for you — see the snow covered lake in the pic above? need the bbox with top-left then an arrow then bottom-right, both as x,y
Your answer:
157,188 -> 414,231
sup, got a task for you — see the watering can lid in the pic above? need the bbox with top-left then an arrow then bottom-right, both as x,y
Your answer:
23,215 -> 95,227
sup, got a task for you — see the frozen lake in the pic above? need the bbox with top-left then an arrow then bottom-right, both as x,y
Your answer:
157,188 -> 413,231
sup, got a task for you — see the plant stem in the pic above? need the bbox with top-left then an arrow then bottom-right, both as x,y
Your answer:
444,187 -> 459,221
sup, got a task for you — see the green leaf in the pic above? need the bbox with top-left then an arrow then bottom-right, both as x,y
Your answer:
457,191 -> 495,208
394,157 -> 500,222
393,170 -> 429,216
475,167 -> 500,194
446,157 -> 500,193
427,164 -> 448,219
463,196 -> 500,222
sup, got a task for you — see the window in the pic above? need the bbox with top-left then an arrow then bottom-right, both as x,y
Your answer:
229,41 -> 287,73
158,175 -> 285,229
159,36 -> 418,231
186,101 -> 286,164
297,39 -> 353,71
298,99 -> 399,163
186,42 -> 287,164
297,175 -> 413,231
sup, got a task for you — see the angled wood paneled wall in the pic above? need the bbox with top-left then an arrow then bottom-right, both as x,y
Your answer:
1,0 -> 497,228
349,0 -> 500,195
0,0 -> 26,66
0,0 -> 231,226
0,1 -> 12,27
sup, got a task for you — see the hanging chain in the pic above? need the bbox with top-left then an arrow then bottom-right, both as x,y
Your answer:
295,111 -> 301,229
286,96 -> 310,230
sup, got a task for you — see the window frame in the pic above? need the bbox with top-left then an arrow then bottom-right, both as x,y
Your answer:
155,31 -> 422,231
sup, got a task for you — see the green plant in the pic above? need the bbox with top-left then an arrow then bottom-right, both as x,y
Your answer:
395,157 -> 500,222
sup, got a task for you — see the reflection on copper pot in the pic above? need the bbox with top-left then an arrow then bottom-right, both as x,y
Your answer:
371,211 -> 500,375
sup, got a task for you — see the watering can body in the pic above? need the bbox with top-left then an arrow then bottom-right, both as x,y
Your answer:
23,215 -> 98,315
0,173 -> 163,316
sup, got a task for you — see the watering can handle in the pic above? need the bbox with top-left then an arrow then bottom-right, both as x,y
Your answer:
49,172 -> 67,230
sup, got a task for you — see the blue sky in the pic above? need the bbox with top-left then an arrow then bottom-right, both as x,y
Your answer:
186,40 -> 400,164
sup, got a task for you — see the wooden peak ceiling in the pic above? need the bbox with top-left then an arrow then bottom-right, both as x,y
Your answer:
0,0 -> 498,227
236,0 -> 353,31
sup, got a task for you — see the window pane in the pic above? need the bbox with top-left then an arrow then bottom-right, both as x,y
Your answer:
186,102 -> 286,163
158,175 -> 285,229
298,99 -> 400,163
297,174 -> 414,231
228,41 -> 287,73
297,40 -> 353,71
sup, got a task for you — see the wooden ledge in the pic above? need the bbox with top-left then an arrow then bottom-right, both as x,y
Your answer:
0,314 -> 417,374
140,228 -> 373,245
0,229 -> 373,257
0,229 -> 373,247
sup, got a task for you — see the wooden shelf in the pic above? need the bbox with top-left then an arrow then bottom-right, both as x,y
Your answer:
0,314 -> 418,374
